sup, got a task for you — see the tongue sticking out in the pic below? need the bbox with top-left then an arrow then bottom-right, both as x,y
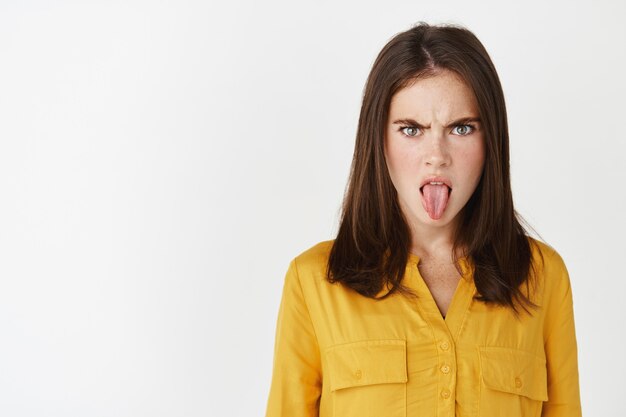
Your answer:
421,184 -> 450,220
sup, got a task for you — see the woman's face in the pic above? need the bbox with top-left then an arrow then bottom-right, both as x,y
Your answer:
384,69 -> 486,234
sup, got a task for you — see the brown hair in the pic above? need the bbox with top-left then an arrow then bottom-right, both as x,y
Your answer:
326,21 -> 544,316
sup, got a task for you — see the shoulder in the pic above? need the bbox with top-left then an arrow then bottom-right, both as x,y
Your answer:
279,240 -> 337,307
290,239 -> 335,276
527,236 -> 568,275
526,236 -> 572,301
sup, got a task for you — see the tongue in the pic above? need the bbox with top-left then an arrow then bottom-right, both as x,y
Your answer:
421,184 -> 450,220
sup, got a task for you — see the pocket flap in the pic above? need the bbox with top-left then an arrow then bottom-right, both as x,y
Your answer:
326,339 -> 407,392
478,346 -> 548,401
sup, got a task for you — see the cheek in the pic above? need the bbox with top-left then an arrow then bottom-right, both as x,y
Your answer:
384,139 -> 404,184
470,150 -> 485,175
387,136 -> 417,168
475,144 -> 486,175
463,138 -> 486,172
461,144 -> 486,189
386,148 -> 417,188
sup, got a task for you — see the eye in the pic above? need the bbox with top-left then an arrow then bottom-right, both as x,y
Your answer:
452,124 -> 475,136
399,126 -> 421,137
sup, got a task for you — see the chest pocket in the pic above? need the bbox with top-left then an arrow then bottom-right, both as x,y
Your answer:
478,346 -> 548,417
325,339 -> 407,417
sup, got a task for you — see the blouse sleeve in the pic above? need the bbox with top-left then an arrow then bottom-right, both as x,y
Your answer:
542,256 -> 583,416
265,258 -> 322,417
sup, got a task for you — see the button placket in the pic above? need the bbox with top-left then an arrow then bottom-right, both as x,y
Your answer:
440,388 -> 451,399
436,337 -> 456,411
405,255 -> 475,417
438,339 -> 453,376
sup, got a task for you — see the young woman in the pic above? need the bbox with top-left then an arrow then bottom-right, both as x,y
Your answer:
265,22 -> 582,417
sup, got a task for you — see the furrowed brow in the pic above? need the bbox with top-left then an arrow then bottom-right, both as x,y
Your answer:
445,117 -> 481,128
391,117 -> 482,129
392,118 -> 427,128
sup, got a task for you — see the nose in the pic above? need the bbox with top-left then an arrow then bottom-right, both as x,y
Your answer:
425,135 -> 451,168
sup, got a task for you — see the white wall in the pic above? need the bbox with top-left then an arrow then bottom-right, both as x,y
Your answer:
0,0 -> 623,415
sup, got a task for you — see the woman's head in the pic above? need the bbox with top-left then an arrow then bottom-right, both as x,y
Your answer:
385,68 -> 486,242
329,22 -> 539,315
351,21 -> 511,251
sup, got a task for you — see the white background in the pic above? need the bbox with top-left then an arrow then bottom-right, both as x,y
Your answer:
0,0 -> 624,416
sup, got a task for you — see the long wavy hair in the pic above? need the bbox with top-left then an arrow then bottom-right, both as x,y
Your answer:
326,22 -> 544,316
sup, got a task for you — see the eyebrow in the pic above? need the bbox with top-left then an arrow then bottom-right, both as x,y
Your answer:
391,117 -> 482,129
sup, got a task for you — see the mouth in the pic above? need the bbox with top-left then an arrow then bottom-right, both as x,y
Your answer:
420,185 -> 452,195
419,176 -> 453,190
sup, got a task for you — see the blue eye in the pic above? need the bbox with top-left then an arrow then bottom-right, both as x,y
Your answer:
400,126 -> 420,137
452,124 -> 475,136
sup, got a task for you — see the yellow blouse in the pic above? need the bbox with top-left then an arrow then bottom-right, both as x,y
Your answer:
265,237 -> 582,417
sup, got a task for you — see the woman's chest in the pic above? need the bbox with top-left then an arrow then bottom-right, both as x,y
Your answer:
311,280 -> 549,417
417,261 -> 462,317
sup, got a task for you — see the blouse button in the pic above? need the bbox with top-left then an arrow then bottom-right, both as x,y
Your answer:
440,364 -> 451,374
441,388 -> 451,399
355,369 -> 362,379
515,377 -> 522,388
440,341 -> 450,350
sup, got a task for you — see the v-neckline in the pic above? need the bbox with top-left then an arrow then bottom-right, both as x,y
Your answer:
406,254 -> 476,339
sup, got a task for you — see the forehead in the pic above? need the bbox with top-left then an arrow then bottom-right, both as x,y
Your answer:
389,70 -> 479,117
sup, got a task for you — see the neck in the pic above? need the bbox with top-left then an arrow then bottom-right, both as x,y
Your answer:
407,217 -> 463,261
